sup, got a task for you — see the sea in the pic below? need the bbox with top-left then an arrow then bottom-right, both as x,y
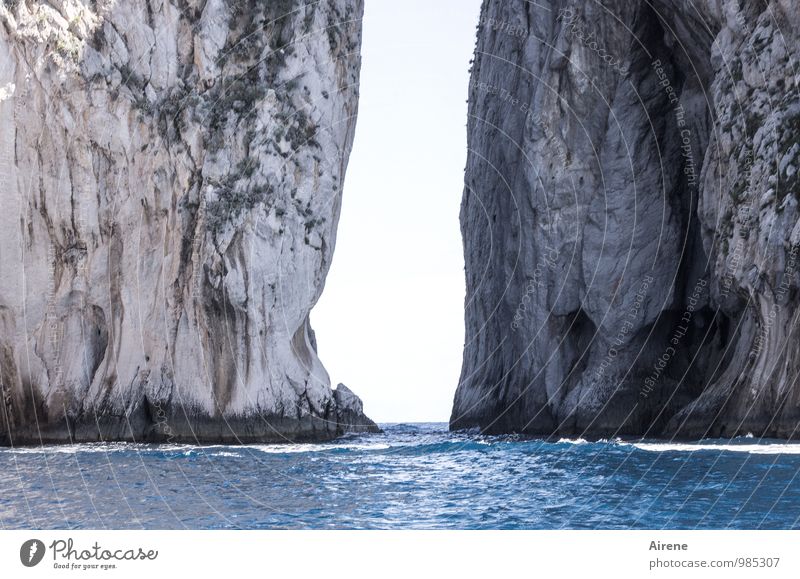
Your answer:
2,423 -> 799,529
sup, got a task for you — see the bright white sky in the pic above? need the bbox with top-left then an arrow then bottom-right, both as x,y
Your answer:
313,0 -> 483,423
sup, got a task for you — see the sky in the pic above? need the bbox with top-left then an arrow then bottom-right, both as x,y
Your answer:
312,0 -> 483,423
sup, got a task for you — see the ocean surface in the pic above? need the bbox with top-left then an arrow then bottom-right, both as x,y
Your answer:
1,423 -> 799,529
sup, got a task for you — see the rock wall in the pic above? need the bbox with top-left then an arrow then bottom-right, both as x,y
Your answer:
0,0 -> 376,444
452,0 -> 800,438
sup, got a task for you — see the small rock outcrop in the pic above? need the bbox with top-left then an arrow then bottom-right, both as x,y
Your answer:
0,0 -> 377,444
453,0 -> 800,438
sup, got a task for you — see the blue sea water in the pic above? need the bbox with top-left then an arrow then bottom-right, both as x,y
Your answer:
1,423 -> 799,529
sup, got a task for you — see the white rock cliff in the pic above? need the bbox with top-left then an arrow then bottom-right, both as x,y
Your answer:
0,0 -> 376,443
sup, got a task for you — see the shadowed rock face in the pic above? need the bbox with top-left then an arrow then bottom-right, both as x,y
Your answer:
452,0 -> 800,439
0,0 -> 377,444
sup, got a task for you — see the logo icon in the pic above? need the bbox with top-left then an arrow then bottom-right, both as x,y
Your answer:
20,539 -> 46,567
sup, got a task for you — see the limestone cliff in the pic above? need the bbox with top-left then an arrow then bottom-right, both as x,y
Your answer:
0,0 -> 377,444
452,0 -> 800,438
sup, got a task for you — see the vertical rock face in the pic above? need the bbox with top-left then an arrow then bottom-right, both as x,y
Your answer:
0,0 -> 377,444
453,0 -> 800,438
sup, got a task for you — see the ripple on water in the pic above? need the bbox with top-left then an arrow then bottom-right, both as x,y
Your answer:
1,424 -> 798,529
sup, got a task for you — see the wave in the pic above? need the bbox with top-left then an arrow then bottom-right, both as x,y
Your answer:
557,438 -> 589,445
630,442 -> 800,455
4,434 -> 800,457
0,443 -> 172,455
248,443 -> 391,455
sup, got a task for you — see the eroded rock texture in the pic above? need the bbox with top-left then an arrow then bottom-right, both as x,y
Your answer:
0,0 -> 376,444
452,0 -> 800,438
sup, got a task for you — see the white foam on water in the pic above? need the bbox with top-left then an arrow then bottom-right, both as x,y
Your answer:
630,442 -> 800,455
249,443 -> 390,454
1,441 -> 392,456
1,443 -> 159,455
557,438 -> 589,445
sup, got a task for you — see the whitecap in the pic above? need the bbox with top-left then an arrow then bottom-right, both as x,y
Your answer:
631,443 -> 800,455
557,438 -> 589,445
1,443 -> 162,455
248,443 -> 390,454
